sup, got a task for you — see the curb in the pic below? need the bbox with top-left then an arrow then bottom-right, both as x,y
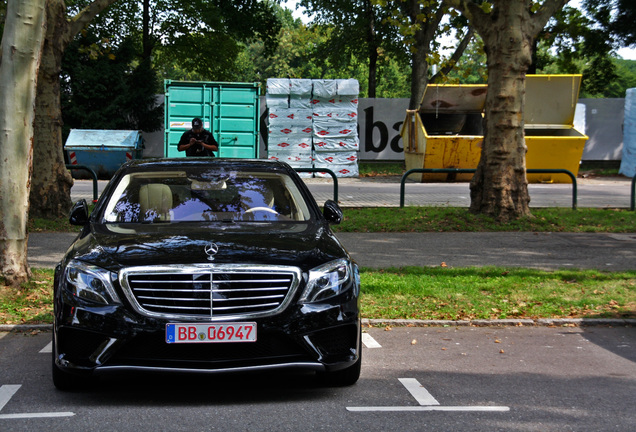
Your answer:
0,324 -> 52,332
2,318 -> 635,332
362,318 -> 636,327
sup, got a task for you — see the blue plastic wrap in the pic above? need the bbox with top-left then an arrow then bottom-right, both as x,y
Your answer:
619,88 -> 636,177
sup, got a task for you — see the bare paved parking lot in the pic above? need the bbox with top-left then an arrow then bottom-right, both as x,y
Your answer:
1,326 -> 635,431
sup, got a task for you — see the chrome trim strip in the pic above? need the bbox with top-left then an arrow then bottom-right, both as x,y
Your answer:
213,287 -> 289,292
212,302 -> 279,311
137,296 -> 207,302
147,304 -> 210,311
119,264 -> 302,322
134,286 -> 288,293
93,362 -> 326,375
130,278 -> 291,285
213,295 -> 285,302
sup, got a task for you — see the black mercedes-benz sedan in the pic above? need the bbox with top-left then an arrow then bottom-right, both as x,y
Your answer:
53,158 -> 361,390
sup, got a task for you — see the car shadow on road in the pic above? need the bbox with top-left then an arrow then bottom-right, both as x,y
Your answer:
581,326 -> 636,364
54,370 -> 344,405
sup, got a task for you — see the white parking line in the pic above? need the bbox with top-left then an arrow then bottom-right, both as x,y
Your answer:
0,385 -> 75,420
0,412 -> 76,419
347,406 -> 510,412
0,385 -> 20,411
40,342 -> 52,354
398,378 -> 440,405
346,378 -> 510,413
362,333 -> 382,348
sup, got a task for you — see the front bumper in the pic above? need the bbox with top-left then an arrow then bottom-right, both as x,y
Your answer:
53,290 -> 360,376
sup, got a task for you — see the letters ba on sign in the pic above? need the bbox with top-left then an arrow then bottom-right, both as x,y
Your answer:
357,98 -> 408,161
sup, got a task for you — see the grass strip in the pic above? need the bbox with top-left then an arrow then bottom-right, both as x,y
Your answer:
0,269 -> 54,325
334,207 -> 636,233
357,162 -> 622,178
361,266 -> 636,321
2,267 -> 634,325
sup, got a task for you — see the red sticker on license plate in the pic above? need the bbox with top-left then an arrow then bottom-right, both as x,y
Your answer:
166,323 -> 257,344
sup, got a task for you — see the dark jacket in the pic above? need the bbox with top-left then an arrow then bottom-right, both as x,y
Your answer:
178,129 -> 218,157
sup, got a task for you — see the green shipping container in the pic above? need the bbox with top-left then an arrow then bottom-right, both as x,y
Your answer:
164,80 -> 260,158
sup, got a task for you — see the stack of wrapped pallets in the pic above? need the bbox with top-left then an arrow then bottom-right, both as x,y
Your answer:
266,79 -> 314,177
311,79 -> 359,178
266,78 -> 360,178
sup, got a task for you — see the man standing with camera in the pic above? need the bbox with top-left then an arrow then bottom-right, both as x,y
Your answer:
178,117 -> 219,157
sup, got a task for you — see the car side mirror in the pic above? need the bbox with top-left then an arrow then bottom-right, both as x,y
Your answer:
323,199 -> 343,224
69,199 -> 89,226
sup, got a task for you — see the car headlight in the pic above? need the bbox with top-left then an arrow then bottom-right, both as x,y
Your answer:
301,259 -> 357,303
64,260 -> 121,305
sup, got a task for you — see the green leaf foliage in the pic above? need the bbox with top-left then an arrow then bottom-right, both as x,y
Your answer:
61,34 -> 163,136
537,2 -> 636,97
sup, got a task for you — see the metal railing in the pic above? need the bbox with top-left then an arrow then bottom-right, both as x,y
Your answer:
400,168 -> 578,210
66,164 -> 99,203
295,168 -> 338,203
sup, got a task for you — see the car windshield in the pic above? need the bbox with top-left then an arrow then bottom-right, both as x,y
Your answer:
101,168 -> 312,223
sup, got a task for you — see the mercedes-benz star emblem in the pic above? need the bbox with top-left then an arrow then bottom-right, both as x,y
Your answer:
204,243 -> 219,261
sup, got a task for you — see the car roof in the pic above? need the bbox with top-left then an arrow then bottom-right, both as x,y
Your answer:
121,158 -> 292,172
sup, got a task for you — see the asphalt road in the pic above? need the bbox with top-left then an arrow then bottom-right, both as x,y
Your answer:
307,176 -> 635,209
1,326 -> 635,431
337,232 -> 636,271
70,176 -> 635,208
27,231 -> 636,271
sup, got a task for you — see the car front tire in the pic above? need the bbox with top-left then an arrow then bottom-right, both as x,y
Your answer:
51,336 -> 84,391
320,354 -> 362,387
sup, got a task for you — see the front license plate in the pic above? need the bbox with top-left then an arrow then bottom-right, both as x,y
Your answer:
166,323 -> 257,344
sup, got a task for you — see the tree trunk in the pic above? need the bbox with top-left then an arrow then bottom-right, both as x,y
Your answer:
468,3 -> 533,220
29,0 -> 74,219
142,0 -> 152,60
408,24 -> 429,110
469,69 -> 531,220
365,0 -> 377,98
404,1 -> 446,110
29,0 -> 120,219
446,0 -> 568,221
0,0 -> 47,285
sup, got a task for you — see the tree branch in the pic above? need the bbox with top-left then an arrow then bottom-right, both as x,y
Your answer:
445,0 -> 492,34
65,0 -> 121,46
424,3 -> 447,42
432,27 -> 475,81
529,0 -> 571,37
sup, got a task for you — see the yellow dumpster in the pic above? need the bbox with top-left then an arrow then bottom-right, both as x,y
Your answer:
524,75 -> 589,183
401,75 -> 588,183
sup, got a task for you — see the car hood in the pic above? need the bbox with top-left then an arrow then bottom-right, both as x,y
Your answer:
67,221 -> 348,272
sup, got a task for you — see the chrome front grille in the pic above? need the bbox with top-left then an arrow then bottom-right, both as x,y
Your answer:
120,265 -> 301,320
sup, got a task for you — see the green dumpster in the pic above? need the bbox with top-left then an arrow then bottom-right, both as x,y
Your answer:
164,80 -> 260,158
